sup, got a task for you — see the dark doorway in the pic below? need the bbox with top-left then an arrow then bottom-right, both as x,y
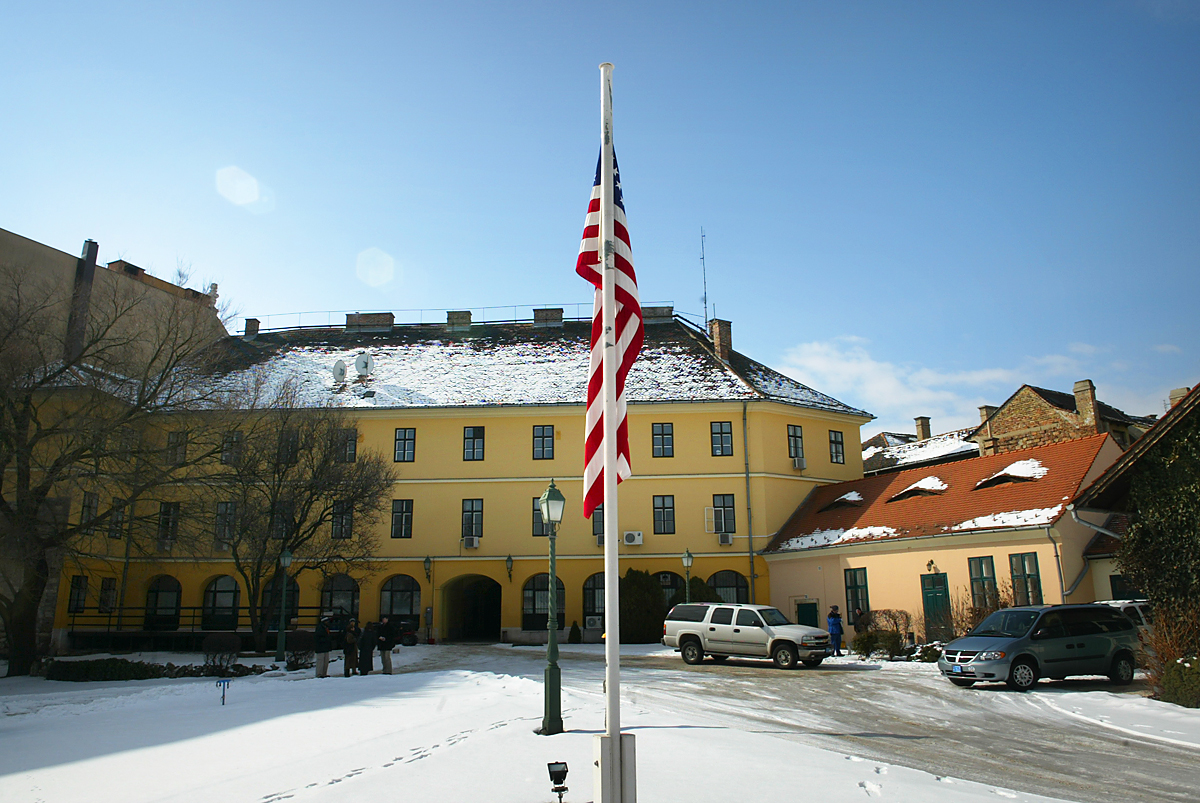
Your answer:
921,573 -> 952,642
443,574 -> 502,642
795,601 -> 819,627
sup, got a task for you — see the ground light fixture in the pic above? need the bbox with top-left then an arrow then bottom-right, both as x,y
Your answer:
538,479 -> 566,735
547,761 -> 569,802
274,548 -> 293,663
682,548 -> 694,603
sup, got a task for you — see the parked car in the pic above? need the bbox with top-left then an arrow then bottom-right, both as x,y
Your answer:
662,602 -> 831,669
938,604 -> 1140,691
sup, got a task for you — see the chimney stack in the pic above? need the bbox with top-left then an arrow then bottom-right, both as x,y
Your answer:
244,318 -> 260,338
978,405 -> 998,424
1073,379 -> 1100,431
915,416 -> 932,441
447,310 -> 472,331
709,318 -> 732,362
1169,387 -> 1191,408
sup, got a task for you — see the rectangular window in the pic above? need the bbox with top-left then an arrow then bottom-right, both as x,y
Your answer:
331,502 -> 353,539
391,499 -> 413,539
270,501 -> 293,540
653,495 -> 676,534
394,428 -> 416,462
652,423 -> 674,458
335,428 -> 358,463
80,491 -> 99,535
157,502 -> 180,546
829,430 -> 845,464
788,425 -> 805,459
221,431 -> 243,465
592,503 -> 604,537
463,427 -> 485,461
711,421 -> 733,456
713,494 -> 736,533
845,568 -> 869,622
969,556 -> 998,609
108,499 -> 126,540
278,429 -> 299,465
215,501 -> 237,547
99,577 -> 117,614
533,497 -> 550,536
533,425 -> 554,460
166,431 -> 188,465
1010,552 -> 1043,606
68,575 -> 88,613
462,498 -> 483,538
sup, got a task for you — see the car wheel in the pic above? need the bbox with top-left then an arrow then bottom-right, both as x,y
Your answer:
710,654 -> 728,662
1006,658 -> 1039,692
949,678 -> 976,687
680,639 -> 704,665
1109,653 -> 1135,686
772,643 -> 799,670
401,634 -> 418,647
802,658 -> 823,668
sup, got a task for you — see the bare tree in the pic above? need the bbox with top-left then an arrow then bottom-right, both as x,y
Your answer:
0,259 -> 226,675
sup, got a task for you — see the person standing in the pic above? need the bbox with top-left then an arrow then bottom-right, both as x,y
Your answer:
827,605 -> 845,657
314,615 -> 333,678
377,616 -> 396,675
342,618 -> 360,678
358,621 -> 377,675
853,607 -> 871,636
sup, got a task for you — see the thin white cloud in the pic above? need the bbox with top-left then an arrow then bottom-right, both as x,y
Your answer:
1153,344 -> 1182,354
1069,342 -> 1101,355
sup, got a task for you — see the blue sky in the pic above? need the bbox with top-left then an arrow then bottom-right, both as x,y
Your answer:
2,1 -> 1197,436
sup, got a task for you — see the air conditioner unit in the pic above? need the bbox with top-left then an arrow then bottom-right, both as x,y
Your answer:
792,456 -> 806,471
595,534 -> 604,547
622,531 -> 643,546
718,532 -> 734,546
462,536 -> 480,549
584,615 -> 603,630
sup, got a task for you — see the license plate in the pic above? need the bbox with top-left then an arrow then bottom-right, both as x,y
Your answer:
952,665 -> 962,673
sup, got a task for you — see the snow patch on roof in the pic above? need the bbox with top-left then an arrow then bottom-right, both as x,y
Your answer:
949,505 -> 1063,531
900,476 -> 948,494
776,525 -> 899,551
881,429 -> 977,467
838,491 -> 864,502
862,446 -> 881,461
977,458 -> 1049,486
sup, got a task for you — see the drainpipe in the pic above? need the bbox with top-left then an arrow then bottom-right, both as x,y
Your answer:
1046,526 -> 1066,603
1063,503 -> 1122,597
742,402 -> 756,603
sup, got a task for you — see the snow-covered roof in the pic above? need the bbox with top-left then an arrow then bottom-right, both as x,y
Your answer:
204,317 -> 872,416
766,434 -> 1114,554
862,427 -> 978,475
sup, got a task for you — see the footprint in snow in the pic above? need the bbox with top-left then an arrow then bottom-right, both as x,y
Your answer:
858,780 -> 884,797
992,789 -> 1018,799
845,755 -> 865,762
874,766 -> 887,774
935,776 -> 955,783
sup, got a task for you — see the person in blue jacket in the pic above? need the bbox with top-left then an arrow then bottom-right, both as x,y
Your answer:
827,605 -> 845,656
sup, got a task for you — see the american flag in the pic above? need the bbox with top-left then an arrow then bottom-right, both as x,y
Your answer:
576,151 -> 643,519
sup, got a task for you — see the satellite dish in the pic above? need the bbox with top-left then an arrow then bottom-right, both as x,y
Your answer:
332,360 -> 347,383
354,353 -> 374,377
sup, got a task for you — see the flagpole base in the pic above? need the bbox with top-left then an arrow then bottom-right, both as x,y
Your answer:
594,733 -> 636,803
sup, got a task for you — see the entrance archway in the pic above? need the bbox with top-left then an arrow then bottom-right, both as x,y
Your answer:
441,574 -> 502,642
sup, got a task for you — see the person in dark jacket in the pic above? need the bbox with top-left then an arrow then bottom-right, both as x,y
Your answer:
314,615 -> 333,678
827,605 -> 845,656
853,607 -> 871,636
377,616 -> 397,675
342,618 -> 360,677
358,621 -> 376,675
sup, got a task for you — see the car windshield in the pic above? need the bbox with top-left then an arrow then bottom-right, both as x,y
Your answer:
759,608 -> 790,626
969,610 -> 1039,638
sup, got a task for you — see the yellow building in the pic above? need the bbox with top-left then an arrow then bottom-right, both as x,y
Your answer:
52,308 -> 872,649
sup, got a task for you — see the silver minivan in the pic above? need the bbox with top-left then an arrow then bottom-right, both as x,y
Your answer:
938,604 -> 1140,691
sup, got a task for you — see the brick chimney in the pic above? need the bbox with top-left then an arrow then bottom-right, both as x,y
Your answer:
914,416 -> 931,441
1073,379 -> 1100,431
533,308 -> 563,328
244,318 -> 260,339
978,405 -> 998,424
708,318 -> 732,362
346,312 -> 395,333
447,310 -> 472,331
1169,387 -> 1191,408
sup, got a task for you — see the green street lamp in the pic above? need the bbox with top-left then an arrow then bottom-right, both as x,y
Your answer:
274,548 -> 293,664
538,479 -> 566,736
682,549 -> 694,603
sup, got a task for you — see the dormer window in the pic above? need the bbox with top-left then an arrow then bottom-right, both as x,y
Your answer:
818,490 -> 864,513
976,459 -> 1048,489
888,476 -> 947,502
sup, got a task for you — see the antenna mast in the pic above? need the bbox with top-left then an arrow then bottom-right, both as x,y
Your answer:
700,227 -> 709,329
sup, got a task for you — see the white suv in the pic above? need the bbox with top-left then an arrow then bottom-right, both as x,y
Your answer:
662,602 -> 831,669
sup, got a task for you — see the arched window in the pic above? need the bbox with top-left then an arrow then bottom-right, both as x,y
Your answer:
380,575 -> 421,620
657,571 -> 685,604
320,574 -> 359,618
707,570 -> 749,604
583,573 -> 604,617
145,575 -> 182,631
202,575 -> 240,630
522,573 -> 565,631
260,574 -> 301,631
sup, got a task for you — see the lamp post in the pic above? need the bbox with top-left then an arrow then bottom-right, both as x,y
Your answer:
682,549 -> 694,603
274,548 -> 293,664
538,479 -> 566,735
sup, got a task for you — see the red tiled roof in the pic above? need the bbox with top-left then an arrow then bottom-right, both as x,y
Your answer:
766,433 -> 1115,553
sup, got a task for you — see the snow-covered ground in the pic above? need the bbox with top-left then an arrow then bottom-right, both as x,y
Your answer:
1,645 -> 1197,802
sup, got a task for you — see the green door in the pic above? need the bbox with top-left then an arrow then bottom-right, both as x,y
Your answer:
795,601 -> 819,627
921,573 -> 952,642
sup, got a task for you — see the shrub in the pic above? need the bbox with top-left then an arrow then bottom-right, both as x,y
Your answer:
619,569 -> 667,643
567,621 -> 582,644
46,658 -> 167,682
665,577 -> 723,609
915,643 -> 943,662
202,632 -> 242,676
1161,658 -> 1200,708
286,630 -> 315,671
1145,604 -> 1200,698
852,631 -> 878,659
876,630 -> 905,659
